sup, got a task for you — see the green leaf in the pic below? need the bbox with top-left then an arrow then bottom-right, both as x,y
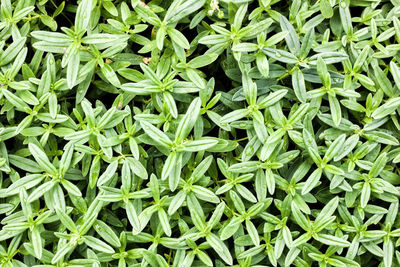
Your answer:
126,201 -> 141,234
93,220 -> 121,247
372,97 -> 400,119
28,143 -> 57,175
229,161 -> 259,173
168,190 -> 186,215
158,208 -> 171,236
301,168 -> 323,195
303,128 -> 321,164
167,28 -> 190,49
163,91 -> 178,119
31,227 -> 42,259
165,0 -> 206,24
6,174 -> 44,195
232,42 -> 258,52
83,236 -> 115,253
246,219 -> 260,246
187,54 -> 219,68
257,89 -> 288,109
328,95 -> 341,126
324,134 -> 346,162
2,89 -> 30,112
0,37 -> 27,66
291,202 -> 310,231
360,182 -> 371,208
320,0 -> 333,18
101,64 -> 121,88
162,152 -> 178,180
369,152 -> 387,178
263,48 -> 298,64
314,197 -> 338,226
175,97 -> 201,142
339,3 -> 352,35
51,243 -> 75,264
315,234 -> 350,247
287,103 -> 309,125
390,62 -> 400,90
373,65 -> 394,97
61,179 -> 82,197
75,0 -> 92,32
56,208 -> 77,233
27,180 -> 57,203
256,53 -> 269,77
181,138 -> 218,152
127,157 -> 148,180
140,121 -> 173,148
292,68 -> 307,103
280,15 -> 300,55
97,160 -> 118,186
187,193 -> 206,230
192,185 -> 219,203
206,233 -> 233,265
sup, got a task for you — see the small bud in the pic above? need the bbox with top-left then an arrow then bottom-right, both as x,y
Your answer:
142,57 -> 151,64
138,1 -> 149,8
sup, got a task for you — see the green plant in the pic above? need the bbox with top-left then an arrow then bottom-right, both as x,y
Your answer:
1,0 -> 400,266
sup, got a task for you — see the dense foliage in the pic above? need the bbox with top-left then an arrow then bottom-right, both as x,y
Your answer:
1,0 -> 400,266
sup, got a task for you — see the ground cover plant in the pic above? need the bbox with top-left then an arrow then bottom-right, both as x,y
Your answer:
1,0 -> 400,266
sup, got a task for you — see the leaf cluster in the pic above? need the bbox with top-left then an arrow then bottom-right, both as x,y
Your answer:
1,0 -> 400,266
